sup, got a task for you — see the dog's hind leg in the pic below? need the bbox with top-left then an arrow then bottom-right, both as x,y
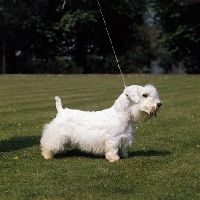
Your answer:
41,145 -> 53,159
40,123 -> 67,159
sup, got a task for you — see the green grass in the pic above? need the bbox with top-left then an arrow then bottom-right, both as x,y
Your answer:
0,74 -> 199,200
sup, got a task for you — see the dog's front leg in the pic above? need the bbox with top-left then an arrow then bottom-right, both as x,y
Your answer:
105,138 -> 120,162
119,147 -> 128,158
118,139 -> 130,158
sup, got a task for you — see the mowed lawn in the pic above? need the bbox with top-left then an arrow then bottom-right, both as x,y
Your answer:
0,74 -> 199,200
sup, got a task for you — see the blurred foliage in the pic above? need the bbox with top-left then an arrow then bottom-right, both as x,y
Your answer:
0,0 -> 64,73
0,0 -> 150,74
1,0 -> 200,74
151,0 -> 200,73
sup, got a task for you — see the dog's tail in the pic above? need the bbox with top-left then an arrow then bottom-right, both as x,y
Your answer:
55,96 -> 63,112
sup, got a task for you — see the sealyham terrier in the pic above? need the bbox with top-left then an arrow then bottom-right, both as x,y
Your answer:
40,84 -> 161,162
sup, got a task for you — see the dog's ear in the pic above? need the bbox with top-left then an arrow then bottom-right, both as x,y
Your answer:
124,86 -> 140,103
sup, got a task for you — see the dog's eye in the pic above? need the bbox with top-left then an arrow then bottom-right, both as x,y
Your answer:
142,94 -> 148,98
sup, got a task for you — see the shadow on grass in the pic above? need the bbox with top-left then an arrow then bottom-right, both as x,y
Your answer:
0,136 -> 170,159
128,150 -> 171,157
54,149 -> 171,159
0,136 -> 40,153
54,148 -> 104,159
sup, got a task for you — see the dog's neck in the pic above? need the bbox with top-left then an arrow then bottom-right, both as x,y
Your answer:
112,93 -> 132,122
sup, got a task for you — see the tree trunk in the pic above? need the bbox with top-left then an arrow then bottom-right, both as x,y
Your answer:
2,37 -> 6,74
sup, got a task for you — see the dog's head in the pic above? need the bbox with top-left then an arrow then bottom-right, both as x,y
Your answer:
124,84 -> 161,122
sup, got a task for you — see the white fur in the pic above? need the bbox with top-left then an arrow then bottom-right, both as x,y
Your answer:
40,84 -> 161,162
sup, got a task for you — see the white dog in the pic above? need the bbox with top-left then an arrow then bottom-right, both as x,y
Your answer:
40,84 -> 161,162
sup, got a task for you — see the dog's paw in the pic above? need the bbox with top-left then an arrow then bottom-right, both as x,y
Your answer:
106,154 -> 120,162
42,154 -> 53,159
41,147 -> 53,159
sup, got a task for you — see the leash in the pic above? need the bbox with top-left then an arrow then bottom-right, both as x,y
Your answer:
62,0 -> 126,88
62,0 -> 66,9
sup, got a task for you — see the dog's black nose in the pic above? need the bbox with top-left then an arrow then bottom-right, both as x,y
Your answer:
157,103 -> 162,108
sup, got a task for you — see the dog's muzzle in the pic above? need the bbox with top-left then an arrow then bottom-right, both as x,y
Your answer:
157,103 -> 162,108
150,103 -> 162,117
